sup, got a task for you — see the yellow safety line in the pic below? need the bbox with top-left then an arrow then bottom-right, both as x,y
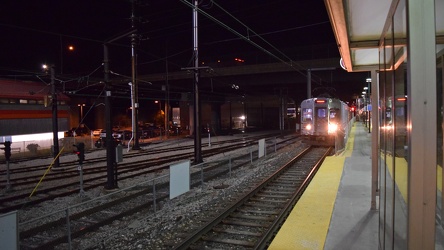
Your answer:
338,123 -> 355,157
29,146 -> 65,198
268,156 -> 346,250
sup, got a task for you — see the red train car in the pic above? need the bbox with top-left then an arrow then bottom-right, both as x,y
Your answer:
0,79 -> 71,139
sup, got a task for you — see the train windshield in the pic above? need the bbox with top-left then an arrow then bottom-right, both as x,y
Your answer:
329,108 -> 340,121
317,108 -> 327,118
302,108 -> 313,121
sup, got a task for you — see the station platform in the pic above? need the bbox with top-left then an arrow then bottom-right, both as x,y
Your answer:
269,122 -> 378,249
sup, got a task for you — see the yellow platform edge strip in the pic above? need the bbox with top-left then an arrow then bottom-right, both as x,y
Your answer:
341,124 -> 355,157
269,125 -> 356,250
268,156 -> 345,250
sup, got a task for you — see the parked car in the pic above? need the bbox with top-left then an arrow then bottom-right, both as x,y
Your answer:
142,125 -> 162,138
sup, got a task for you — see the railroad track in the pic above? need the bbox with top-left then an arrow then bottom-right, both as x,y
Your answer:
17,135 -> 303,249
0,132 -> 282,176
1,134 -> 298,214
171,146 -> 332,249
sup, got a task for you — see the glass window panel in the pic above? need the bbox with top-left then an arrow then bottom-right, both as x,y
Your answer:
317,108 -> 326,118
379,35 -> 389,249
302,108 -> 312,121
436,0 -> 444,243
392,1 -> 408,248
437,54 -> 444,245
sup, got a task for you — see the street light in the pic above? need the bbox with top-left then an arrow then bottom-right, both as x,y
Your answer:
155,100 -> 164,138
78,104 -> 85,123
155,100 -> 162,111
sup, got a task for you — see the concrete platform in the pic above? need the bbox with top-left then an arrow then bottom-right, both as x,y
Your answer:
269,122 -> 378,249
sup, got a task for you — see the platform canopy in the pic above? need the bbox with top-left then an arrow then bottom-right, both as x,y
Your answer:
324,0 -> 444,72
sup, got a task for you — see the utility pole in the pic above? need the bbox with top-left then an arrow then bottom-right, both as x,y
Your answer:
50,65 -> 60,169
180,1 -> 211,163
131,0 -> 140,150
103,44 -> 116,190
306,67 -> 336,99
103,29 -> 137,190
192,0 -> 202,164
165,47 -> 170,137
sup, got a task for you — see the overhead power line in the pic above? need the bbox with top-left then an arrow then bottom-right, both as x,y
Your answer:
179,0 -> 326,86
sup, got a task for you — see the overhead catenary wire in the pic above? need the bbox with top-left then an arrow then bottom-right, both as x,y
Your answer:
179,0 -> 327,87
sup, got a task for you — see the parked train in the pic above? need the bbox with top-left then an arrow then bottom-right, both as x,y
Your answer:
300,97 -> 351,146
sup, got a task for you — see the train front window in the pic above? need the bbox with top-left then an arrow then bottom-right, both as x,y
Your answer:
317,108 -> 327,118
329,108 -> 340,121
302,108 -> 313,122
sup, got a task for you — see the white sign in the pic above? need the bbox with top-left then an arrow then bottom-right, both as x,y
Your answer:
170,160 -> 190,199
258,139 -> 265,158
0,211 -> 18,250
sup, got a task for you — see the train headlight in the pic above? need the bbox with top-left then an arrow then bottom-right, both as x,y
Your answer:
305,124 -> 312,131
328,123 -> 338,134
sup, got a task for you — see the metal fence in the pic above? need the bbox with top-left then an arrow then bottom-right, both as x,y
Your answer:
17,138 -> 280,249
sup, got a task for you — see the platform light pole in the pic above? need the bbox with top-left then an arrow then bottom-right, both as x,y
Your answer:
366,78 -> 371,133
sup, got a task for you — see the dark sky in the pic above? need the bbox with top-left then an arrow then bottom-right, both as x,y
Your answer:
1,1 -> 334,73
0,1 -> 365,103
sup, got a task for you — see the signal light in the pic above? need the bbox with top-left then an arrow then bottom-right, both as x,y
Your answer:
1,141 -> 11,161
315,100 -> 326,103
73,142 -> 85,165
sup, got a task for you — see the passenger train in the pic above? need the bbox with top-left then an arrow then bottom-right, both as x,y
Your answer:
300,97 -> 351,146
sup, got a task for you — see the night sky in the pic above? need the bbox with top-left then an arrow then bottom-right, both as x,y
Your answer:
0,0 -> 365,103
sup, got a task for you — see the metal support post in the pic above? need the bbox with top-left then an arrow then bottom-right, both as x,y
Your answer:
229,157 -> 232,177
78,164 -> 84,196
152,179 -> 157,213
208,130 -> 211,147
6,161 -> 11,190
66,208 -> 72,250
274,137 -> 277,152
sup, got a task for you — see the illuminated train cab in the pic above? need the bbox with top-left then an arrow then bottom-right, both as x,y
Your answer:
300,97 -> 350,146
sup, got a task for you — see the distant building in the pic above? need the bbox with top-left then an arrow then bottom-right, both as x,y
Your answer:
0,78 -> 70,150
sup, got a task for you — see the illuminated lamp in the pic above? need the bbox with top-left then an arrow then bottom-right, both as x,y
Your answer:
328,123 -> 338,134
